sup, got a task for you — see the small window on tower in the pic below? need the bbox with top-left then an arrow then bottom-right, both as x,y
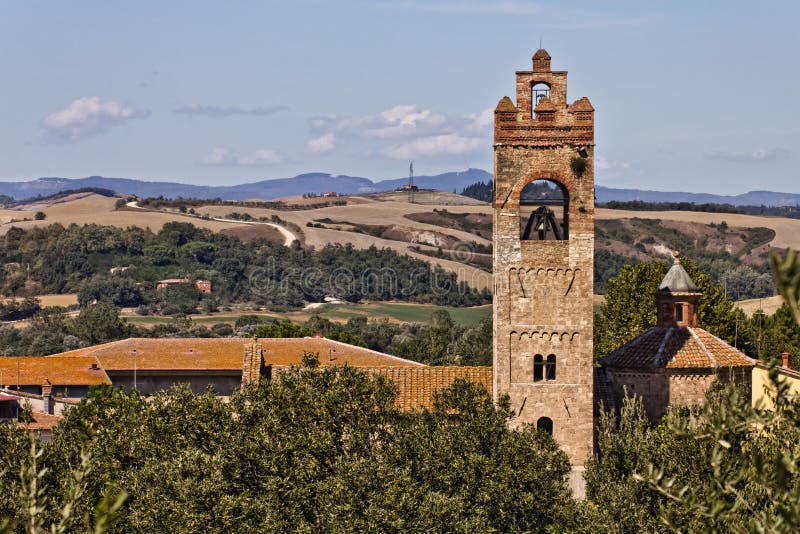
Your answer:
675,304 -> 685,323
545,354 -> 556,380
533,354 -> 544,382
532,82 -> 550,117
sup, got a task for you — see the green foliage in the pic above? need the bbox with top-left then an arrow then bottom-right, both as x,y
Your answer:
594,261 -> 666,359
772,248 -> 800,324
594,258 -> 745,360
570,156 -> 587,177
460,180 -> 493,202
33,211 -> 46,221
70,303 -> 133,345
599,200 -> 741,213
0,223 -> 489,310
0,297 -> 40,321
1,368 -> 572,531
589,375 -> 800,532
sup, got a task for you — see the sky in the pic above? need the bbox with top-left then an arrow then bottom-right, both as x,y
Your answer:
0,1 -> 798,194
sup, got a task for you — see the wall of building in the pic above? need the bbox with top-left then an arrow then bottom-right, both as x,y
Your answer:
752,365 -> 800,411
108,372 -> 241,396
607,367 -> 752,421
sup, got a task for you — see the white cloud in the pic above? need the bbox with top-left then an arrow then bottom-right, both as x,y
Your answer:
311,104 -> 452,139
41,97 -> 150,143
385,134 -> 483,159
306,133 -> 336,154
201,146 -> 283,167
595,156 -> 632,172
174,104 -> 289,118
310,104 -> 493,161
703,147 -> 789,163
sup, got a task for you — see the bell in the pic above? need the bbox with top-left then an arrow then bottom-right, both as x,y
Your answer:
536,221 -> 546,231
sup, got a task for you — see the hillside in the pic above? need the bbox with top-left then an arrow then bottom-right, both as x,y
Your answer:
0,169 -> 493,202
4,192 -> 799,298
1,170 -> 798,206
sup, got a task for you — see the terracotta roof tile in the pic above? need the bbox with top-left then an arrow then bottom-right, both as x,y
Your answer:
602,327 -> 755,370
20,411 -> 63,431
54,337 -> 424,372
371,366 -> 492,411
0,356 -> 110,386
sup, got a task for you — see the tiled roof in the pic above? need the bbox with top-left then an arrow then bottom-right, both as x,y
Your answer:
532,48 -> 551,60
54,337 -> 424,371
602,326 -> 755,370
593,367 -> 615,415
20,411 -> 63,431
658,262 -> 699,293
263,338 -> 426,368
0,356 -> 110,386
371,366 -> 492,411
55,338 -> 246,371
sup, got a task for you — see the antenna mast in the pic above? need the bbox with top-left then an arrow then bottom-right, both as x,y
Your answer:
408,160 -> 415,204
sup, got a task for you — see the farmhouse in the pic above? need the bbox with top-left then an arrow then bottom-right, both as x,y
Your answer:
0,336 -> 494,431
156,278 -> 212,293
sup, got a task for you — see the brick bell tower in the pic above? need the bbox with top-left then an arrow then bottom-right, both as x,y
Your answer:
492,49 -> 595,474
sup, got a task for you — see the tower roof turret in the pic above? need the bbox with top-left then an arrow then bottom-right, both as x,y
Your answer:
532,49 -> 551,60
657,253 -> 700,294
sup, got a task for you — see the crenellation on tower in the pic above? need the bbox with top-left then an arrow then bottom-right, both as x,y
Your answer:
493,49 -> 595,477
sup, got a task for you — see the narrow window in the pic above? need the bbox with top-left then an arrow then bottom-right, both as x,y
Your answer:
537,417 -> 553,436
675,304 -> 684,323
533,354 -> 544,382
545,354 -> 556,380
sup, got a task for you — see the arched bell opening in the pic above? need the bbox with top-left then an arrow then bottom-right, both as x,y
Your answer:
531,82 -> 550,118
519,179 -> 569,241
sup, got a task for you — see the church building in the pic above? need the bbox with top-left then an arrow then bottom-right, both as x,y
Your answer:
492,49 -> 596,479
601,254 -> 755,421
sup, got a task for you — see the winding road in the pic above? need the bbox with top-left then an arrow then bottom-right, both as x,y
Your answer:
126,201 -> 298,246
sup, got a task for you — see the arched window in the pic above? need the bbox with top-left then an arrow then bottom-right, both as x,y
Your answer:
537,417 -> 553,435
533,354 -> 544,382
531,82 -> 550,117
519,180 -> 568,241
545,354 -> 556,380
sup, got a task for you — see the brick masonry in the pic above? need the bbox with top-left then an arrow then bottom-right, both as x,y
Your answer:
493,50 -> 595,468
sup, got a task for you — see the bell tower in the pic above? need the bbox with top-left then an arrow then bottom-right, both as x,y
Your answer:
492,50 -> 595,473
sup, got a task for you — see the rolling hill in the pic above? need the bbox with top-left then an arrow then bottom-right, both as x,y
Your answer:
2,169 -> 797,206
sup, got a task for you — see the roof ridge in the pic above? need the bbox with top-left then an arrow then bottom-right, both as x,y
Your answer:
316,337 -> 428,367
653,327 -> 672,368
689,327 -> 719,368
694,327 -> 756,365
603,326 -> 659,366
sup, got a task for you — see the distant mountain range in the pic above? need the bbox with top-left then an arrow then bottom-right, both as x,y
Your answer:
594,186 -> 800,207
0,169 -> 797,207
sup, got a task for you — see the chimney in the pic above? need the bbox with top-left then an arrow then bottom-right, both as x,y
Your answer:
41,378 -> 53,415
782,351 -> 791,369
242,338 -> 265,386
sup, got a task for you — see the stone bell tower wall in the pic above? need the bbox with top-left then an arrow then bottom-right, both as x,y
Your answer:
492,50 -> 595,468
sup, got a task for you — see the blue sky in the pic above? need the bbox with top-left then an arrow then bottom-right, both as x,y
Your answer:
0,1 -> 798,193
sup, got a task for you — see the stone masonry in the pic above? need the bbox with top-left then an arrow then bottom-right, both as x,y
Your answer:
492,50 -> 595,470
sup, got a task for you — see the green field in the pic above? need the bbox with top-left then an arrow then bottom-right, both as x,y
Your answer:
125,302 -> 492,328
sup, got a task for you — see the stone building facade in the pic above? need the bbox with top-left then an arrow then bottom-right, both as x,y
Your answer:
601,256 -> 755,421
492,49 -> 596,470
